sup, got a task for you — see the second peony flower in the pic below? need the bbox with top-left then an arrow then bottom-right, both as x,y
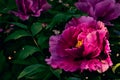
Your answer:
75,0 -> 120,25
46,16 -> 113,73
12,0 -> 51,20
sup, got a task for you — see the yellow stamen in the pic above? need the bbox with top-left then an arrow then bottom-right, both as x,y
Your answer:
75,40 -> 83,48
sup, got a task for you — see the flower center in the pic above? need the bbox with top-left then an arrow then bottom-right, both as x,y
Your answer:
75,40 -> 83,48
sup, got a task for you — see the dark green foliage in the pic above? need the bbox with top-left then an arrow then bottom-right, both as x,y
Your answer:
0,0 -> 120,80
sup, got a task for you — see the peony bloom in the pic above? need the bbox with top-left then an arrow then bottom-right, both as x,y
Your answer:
11,0 -> 51,20
75,0 -> 120,25
46,16 -> 113,73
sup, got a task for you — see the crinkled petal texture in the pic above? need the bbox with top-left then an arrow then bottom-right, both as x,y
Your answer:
46,16 -> 112,73
75,0 -> 120,25
11,0 -> 51,20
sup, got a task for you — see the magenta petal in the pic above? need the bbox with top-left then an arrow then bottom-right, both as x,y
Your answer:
16,0 -> 27,14
32,9 -> 42,17
95,0 -> 115,18
104,40 -> 111,54
106,56 -> 113,66
65,48 -> 79,57
78,16 -> 95,23
77,32 -> 87,40
79,60 -> 89,72
75,2 -> 95,17
65,18 -> 80,28
88,59 -> 100,71
87,58 -> 112,73
61,27 -> 77,46
11,11 -> 29,20
24,0 -> 33,12
83,30 -> 107,58
104,3 -> 120,20
75,2 -> 91,14
86,0 -> 102,6
65,16 -> 95,29
41,2 -> 52,11
46,56 -> 79,72
65,46 -> 84,58
45,57 -> 58,68
98,62 -> 109,73
49,35 -> 66,57
58,60 -> 79,72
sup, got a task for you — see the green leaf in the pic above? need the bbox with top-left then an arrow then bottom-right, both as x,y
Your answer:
47,13 -> 71,29
37,34 -> 49,49
25,70 -> 52,80
52,13 -> 65,23
51,69 -> 62,79
18,45 -> 40,59
10,22 -> 28,29
12,60 -> 32,65
18,64 -> 48,79
5,30 -> 31,42
112,63 -> 120,73
92,76 -> 101,80
31,22 -> 42,36
67,77 -> 81,80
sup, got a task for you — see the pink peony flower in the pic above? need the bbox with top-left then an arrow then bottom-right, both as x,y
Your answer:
46,16 -> 113,73
11,0 -> 51,20
75,0 -> 120,25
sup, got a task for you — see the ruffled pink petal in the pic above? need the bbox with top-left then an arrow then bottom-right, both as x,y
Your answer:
83,29 -> 107,58
46,56 -> 79,72
65,16 -> 96,29
11,11 -> 29,20
87,58 -> 112,73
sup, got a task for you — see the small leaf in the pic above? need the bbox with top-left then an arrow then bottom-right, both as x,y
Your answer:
51,69 -> 62,79
10,22 -> 28,29
52,13 -> 65,23
25,68 -> 52,80
67,77 -> 81,80
47,13 -> 71,29
18,45 -> 40,59
31,22 -> 42,36
18,64 -> 47,79
112,63 -> 120,73
5,30 -> 31,42
37,34 -> 49,49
